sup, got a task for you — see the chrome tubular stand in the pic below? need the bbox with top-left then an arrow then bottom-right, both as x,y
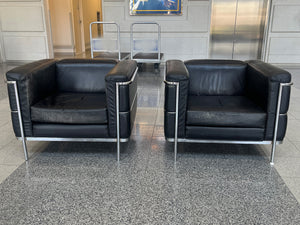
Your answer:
130,22 -> 162,63
116,82 -> 121,162
270,82 -> 293,165
6,68 -> 138,162
115,67 -> 139,162
7,81 -> 28,161
164,80 -> 180,161
164,78 -> 293,165
90,21 -> 122,60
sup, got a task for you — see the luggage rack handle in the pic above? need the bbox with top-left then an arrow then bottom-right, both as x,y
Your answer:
130,22 -> 161,61
90,21 -> 121,60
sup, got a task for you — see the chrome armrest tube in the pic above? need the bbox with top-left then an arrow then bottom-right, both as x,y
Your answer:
6,81 -> 29,160
270,82 -> 293,165
115,67 -> 138,161
164,79 -> 180,160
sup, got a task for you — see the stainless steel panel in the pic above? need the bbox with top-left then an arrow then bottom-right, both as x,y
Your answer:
233,0 -> 268,60
210,0 -> 237,59
210,0 -> 269,60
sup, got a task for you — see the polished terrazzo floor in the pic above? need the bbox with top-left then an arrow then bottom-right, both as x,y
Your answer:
0,62 -> 300,224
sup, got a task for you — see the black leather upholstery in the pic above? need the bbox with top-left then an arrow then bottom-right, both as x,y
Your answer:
185,60 -> 247,96
165,60 -> 189,138
164,59 -> 291,142
246,60 -> 291,140
105,60 -> 138,137
56,59 -> 117,93
186,96 -> 266,128
6,58 -> 137,140
186,127 -> 265,141
33,124 -> 109,138
6,59 -> 57,136
31,93 -> 107,124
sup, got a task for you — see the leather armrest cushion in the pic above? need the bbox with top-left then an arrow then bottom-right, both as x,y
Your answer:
166,60 -> 189,82
105,60 -> 137,82
246,60 -> 291,83
6,59 -> 57,137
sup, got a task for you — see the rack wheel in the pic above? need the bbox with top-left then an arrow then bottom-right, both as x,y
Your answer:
137,63 -> 143,71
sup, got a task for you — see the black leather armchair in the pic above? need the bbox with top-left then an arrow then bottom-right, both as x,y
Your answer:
164,59 -> 292,164
6,58 -> 138,161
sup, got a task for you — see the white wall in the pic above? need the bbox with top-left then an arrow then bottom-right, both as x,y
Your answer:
264,0 -> 300,64
0,42 -> 3,63
102,0 -> 211,60
0,0 -> 51,61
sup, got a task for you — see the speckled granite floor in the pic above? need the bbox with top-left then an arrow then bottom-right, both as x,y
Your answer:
1,140 -> 300,224
0,63 -> 300,224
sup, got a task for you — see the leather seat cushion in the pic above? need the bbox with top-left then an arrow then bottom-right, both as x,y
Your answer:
31,93 -> 107,124
186,96 -> 266,128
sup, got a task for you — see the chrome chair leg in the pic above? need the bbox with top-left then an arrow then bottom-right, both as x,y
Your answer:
270,82 -> 293,165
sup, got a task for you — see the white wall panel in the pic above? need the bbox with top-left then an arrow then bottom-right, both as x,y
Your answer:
265,0 -> 300,64
162,37 -> 207,55
268,37 -> 300,63
3,36 -> 47,60
269,37 -> 300,55
271,5 -> 300,32
105,6 -> 124,23
0,0 -> 50,61
0,6 -> 44,32
0,43 -> 3,63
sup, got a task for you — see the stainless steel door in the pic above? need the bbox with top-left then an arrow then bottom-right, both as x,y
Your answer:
209,0 -> 268,60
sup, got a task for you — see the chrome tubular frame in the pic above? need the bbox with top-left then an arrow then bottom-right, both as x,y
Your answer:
130,22 -> 162,63
164,79 -> 293,165
90,21 -> 121,60
270,82 -> 293,165
7,81 -> 29,161
116,67 -> 138,161
7,67 -> 138,162
164,80 -> 179,161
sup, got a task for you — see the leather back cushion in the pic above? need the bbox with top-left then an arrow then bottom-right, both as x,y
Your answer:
185,60 -> 247,96
56,59 -> 117,93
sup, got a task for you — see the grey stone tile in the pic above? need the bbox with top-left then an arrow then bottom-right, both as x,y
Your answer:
0,142 -> 27,165
289,97 -> 300,119
153,125 -> 164,137
155,108 -> 164,126
286,119 -> 300,142
291,87 -> 300,98
0,123 -> 16,148
134,107 -> 157,125
292,141 -> 300,152
274,157 -> 300,178
132,124 -> 154,136
0,164 -> 18,183
137,89 -> 162,107
259,139 -> 300,158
